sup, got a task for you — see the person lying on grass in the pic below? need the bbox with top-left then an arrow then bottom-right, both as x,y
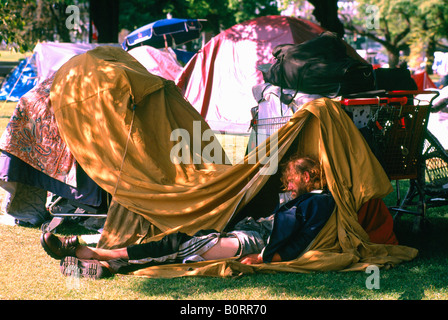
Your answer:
41,155 -> 335,279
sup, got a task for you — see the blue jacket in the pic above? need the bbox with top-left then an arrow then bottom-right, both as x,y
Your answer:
261,190 -> 335,262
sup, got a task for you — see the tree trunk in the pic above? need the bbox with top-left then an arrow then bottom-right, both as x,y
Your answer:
386,48 -> 400,68
425,37 -> 436,75
89,0 -> 119,43
308,0 -> 345,37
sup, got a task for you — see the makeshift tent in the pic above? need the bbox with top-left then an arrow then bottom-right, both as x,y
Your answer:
0,44 -> 191,229
0,55 -> 38,102
50,46 -> 417,278
0,43 -> 113,225
0,74 -> 105,227
176,15 -> 364,134
0,76 -> 75,185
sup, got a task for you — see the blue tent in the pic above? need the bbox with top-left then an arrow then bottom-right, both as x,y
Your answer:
0,55 -> 38,102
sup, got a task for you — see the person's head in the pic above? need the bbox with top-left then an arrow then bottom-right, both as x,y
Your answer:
281,155 -> 326,198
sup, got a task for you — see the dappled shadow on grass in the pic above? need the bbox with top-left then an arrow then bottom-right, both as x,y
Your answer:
48,198 -> 448,299
128,254 -> 448,300
50,180 -> 448,300
127,271 -> 377,300
395,214 -> 448,260
391,212 -> 448,300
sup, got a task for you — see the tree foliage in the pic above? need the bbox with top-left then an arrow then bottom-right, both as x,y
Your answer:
341,0 -> 448,70
118,0 -> 279,35
0,0 -> 85,52
0,0 -> 279,52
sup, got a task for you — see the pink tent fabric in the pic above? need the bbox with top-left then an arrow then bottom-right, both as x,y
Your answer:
176,15 -> 326,133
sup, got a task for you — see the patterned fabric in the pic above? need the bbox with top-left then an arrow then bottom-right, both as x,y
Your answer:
0,76 -> 76,187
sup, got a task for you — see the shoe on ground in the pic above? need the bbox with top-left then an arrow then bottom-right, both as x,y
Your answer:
60,256 -> 112,280
40,232 -> 79,260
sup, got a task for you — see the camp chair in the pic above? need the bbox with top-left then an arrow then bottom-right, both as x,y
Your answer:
42,194 -> 109,233
40,168 -> 110,233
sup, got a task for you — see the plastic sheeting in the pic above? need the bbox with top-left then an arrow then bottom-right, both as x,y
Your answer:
0,55 -> 38,102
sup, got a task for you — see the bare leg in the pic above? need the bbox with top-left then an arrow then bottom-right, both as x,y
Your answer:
75,245 -> 129,261
75,236 -> 239,262
201,237 -> 240,260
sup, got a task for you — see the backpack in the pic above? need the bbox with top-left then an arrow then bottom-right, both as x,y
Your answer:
263,32 -> 375,103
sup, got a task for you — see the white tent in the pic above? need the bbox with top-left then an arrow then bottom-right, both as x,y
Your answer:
426,87 -> 448,149
33,42 -> 104,83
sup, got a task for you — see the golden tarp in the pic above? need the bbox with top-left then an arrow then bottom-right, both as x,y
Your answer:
50,46 -> 417,278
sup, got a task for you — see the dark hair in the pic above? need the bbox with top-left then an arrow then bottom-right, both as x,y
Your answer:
281,155 -> 327,193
